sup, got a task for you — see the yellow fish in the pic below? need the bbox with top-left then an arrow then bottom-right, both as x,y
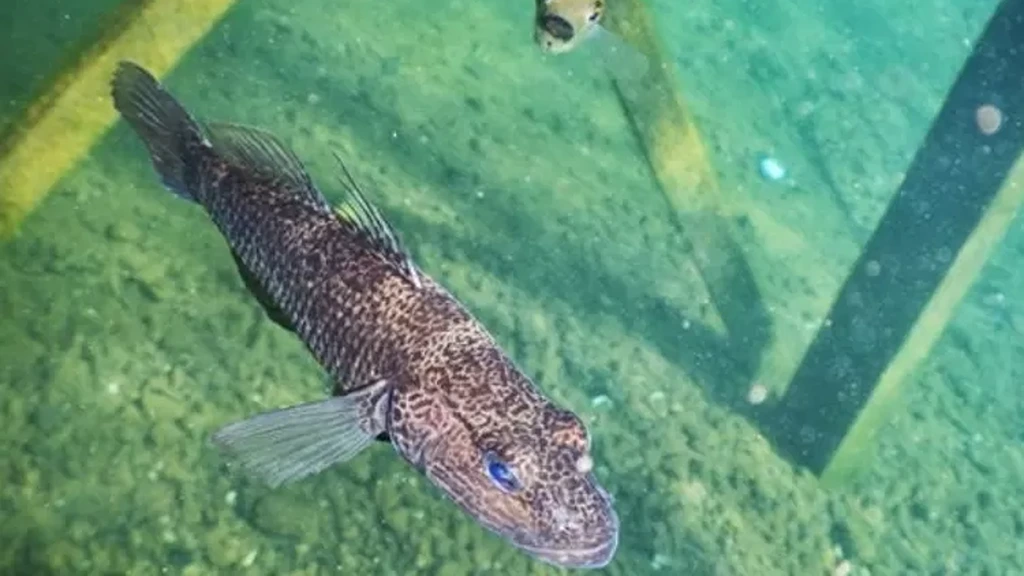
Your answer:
533,0 -> 606,53
532,0 -> 650,83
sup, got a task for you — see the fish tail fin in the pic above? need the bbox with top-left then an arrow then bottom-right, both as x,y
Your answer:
111,61 -> 204,200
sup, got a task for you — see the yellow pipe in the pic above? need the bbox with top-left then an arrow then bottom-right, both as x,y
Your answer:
0,0 -> 238,239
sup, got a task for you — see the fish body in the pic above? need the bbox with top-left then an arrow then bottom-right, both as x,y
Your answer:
110,62 -> 618,569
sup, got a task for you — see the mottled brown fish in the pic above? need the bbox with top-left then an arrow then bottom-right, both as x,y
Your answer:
110,61 -> 618,568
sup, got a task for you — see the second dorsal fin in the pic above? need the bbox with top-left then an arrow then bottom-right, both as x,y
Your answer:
330,152 -> 421,288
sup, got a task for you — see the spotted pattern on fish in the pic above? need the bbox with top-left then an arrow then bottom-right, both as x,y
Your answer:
111,61 -> 618,569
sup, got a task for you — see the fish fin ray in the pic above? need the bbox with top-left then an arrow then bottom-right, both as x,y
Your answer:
212,379 -> 391,487
111,61 -> 203,199
203,122 -> 328,207
330,151 -> 422,288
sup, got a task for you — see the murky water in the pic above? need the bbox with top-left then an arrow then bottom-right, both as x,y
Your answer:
1,0 -> 1020,574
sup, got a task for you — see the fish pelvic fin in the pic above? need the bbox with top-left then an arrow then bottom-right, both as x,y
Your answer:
111,61 -> 204,200
330,152 -> 422,289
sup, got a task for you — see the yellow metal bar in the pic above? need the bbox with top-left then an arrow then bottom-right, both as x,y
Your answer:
605,0 -> 774,374
607,0 -> 720,213
0,0 -> 238,239
821,152 -> 1024,485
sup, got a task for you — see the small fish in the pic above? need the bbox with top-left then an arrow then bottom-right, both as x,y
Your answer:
533,0 -> 650,83
534,0 -> 607,53
110,61 -> 619,569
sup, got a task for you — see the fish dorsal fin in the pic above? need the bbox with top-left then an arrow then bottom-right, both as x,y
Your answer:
330,152 -> 421,288
203,122 -> 327,205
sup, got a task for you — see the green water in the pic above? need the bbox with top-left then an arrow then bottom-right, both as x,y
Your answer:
0,0 -> 1020,574
0,0 -> 136,138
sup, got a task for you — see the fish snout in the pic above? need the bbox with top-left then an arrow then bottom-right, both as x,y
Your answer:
525,509 -> 619,569
523,492 -> 620,569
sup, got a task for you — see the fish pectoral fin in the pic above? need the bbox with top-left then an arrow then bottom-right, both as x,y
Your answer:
329,152 -> 422,289
211,379 -> 391,488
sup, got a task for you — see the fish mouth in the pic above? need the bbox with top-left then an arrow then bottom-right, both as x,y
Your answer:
516,528 -> 620,569
516,504 -> 620,569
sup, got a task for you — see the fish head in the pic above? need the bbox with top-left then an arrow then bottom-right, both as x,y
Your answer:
402,395 -> 619,568
534,0 -> 606,53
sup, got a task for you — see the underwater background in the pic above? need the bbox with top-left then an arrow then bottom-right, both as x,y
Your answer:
0,0 -> 1020,574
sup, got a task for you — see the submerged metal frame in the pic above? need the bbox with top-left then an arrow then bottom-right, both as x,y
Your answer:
772,0 -> 1024,480
607,0 -> 1024,482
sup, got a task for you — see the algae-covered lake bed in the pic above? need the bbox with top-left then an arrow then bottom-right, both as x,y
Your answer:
1,0 -> 1022,574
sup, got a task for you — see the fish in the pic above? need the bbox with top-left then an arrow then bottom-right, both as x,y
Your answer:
534,0 -> 607,54
110,61 -> 619,569
533,0 -> 651,84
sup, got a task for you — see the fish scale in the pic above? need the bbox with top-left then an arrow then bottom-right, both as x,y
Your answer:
261,220 -> 375,386
198,163 -> 379,388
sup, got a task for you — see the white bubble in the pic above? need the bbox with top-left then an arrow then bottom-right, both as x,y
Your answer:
865,260 -> 881,277
746,383 -> 769,405
976,104 -> 1003,135
758,156 -> 787,181
576,454 -> 594,474
242,550 -> 258,567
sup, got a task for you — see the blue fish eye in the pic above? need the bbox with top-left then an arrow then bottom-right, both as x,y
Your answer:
484,452 -> 520,492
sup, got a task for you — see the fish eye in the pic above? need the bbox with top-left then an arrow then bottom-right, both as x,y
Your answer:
484,451 -> 521,492
541,14 -> 575,41
588,10 -> 601,22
